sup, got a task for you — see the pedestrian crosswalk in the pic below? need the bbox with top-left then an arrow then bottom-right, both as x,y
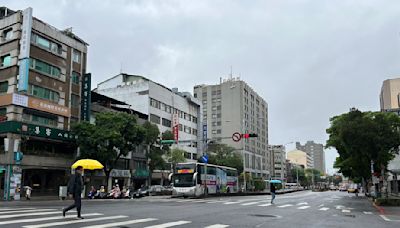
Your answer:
0,207 -> 229,228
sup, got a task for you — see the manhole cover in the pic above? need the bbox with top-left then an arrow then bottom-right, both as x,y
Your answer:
249,214 -> 279,218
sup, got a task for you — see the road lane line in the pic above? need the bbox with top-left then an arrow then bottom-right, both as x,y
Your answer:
0,209 -> 56,215
22,215 -> 128,228
319,207 -> 329,211
143,220 -> 192,228
0,211 -> 61,219
240,202 -> 259,206
258,203 -> 272,207
297,206 -> 310,210
82,218 -> 158,228
205,224 -> 230,228
380,215 -> 391,221
224,201 -> 241,205
342,209 -> 351,213
363,211 -> 373,215
277,204 -> 293,208
0,213 -> 102,225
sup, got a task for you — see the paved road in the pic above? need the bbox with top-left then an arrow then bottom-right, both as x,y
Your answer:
0,191 -> 398,227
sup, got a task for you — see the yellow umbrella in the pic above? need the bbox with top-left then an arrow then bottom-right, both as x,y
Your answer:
71,159 -> 104,170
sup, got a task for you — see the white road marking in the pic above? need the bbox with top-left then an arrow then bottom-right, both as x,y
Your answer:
241,202 -> 259,206
0,209 -> 56,215
81,218 -> 158,228
224,201 -> 241,205
363,211 -> 373,215
258,203 -> 272,207
342,209 -> 351,213
319,207 -> 330,211
0,208 -> 35,211
143,220 -> 192,228
0,211 -> 61,219
379,215 -> 391,221
0,213 -> 102,225
318,204 -> 324,207
297,202 -> 308,205
297,206 -> 310,210
205,224 -> 230,228
22,215 -> 128,228
206,200 -> 221,204
277,204 -> 293,208
335,205 -> 345,210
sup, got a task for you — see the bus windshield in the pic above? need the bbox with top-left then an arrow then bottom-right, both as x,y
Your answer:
173,174 -> 194,187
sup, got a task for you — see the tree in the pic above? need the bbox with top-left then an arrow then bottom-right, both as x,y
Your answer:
167,148 -> 187,166
326,110 -> 400,192
206,144 -> 243,173
72,112 -> 146,189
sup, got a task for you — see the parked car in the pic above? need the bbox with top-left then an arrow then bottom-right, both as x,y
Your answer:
329,185 -> 338,191
339,185 -> 347,192
132,186 -> 149,198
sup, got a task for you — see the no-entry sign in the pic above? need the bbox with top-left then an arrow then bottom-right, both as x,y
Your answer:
232,132 -> 242,142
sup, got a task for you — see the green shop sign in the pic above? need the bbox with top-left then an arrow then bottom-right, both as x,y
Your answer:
134,168 -> 149,177
0,121 -> 75,141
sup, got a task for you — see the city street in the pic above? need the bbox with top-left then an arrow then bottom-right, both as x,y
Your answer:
0,190 -> 398,228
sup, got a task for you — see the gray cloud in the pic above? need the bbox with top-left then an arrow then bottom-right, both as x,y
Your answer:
7,0 -> 400,174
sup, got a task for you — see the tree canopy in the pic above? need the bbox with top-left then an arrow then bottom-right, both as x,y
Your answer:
205,144 -> 243,173
326,110 -> 400,181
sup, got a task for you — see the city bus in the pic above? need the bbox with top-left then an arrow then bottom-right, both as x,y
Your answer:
170,162 -> 239,197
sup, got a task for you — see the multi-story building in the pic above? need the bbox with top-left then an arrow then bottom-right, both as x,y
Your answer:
296,141 -> 325,173
0,7 -> 88,200
268,145 -> 286,180
287,150 -> 308,169
380,78 -> 400,196
95,74 -> 201,161
194,77 -> 269,178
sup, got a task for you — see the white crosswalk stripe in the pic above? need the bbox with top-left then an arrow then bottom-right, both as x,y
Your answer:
363,211 -> 373,215
297,206 -> 310,210
0,211 -> 61,219
81,218 -> 158,228
0,208 -> 56,215
0,213 -> 102,225
240,202 -> 259,206
319,207 -> 330,211
258,203 -> 272,207
143,220 -> 192,228
297,202 -> 308,205
0,207 -> 35,211
277,204 -> 293,208
22,215 -> 128,228
224,201 -> 241,204
205,224 -> 230,228
342,209 -> 351,213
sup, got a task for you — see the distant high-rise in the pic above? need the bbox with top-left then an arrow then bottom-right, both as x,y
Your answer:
194,77 -> 269,178
380,78 -> 400,113
296,141 -> 325,173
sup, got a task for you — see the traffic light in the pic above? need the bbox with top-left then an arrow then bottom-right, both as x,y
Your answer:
242,133 -> 258,138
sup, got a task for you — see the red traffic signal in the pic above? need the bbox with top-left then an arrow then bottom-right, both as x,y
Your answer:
242,133 -> 258,138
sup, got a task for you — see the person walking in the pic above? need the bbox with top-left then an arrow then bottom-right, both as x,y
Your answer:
63,166 -> 84,219
270,183 -> 276,204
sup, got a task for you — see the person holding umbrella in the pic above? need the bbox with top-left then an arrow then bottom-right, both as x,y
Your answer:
63,166 -> 84,219
270,183 -> 276,204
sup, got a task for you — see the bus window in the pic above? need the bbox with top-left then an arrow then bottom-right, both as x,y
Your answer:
207,166 -> 216,175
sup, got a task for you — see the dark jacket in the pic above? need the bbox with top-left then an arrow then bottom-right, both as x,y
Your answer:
67,173 -> 83,196
270,184 -> 276,193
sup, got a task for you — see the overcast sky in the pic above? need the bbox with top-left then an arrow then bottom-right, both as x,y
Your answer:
6,0 -> 400,174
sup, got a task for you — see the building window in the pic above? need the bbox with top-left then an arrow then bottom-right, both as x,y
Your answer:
202,92 -> 207,97
71,94 -> 80,108
0,108 -> 6,116
29,84 -> 60,102
216,129 -> 222,134
73,50 -> 81,63
150,114 -> 161,124
3,28 -> 12,41
22,112 -> 57,127
162,118 -> 171,127
178,124 -> 183,131
192,128 -> 198,135
184,126 -> 191,134
32,33 -> 62,55
0,81 -> 8,94
30,58 -> 61,78
192,117 -> 198,123
1,54 -> 11,67
194,93 -> 197,98
212,130 -> 217,134
71,72 -> 80,84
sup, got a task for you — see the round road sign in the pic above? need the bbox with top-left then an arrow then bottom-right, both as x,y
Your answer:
232,132 -> 242,142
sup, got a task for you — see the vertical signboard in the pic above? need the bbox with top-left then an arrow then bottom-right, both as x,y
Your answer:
18,7 -> 33,92
172,114 -> 179,143
80,73 -> 91,121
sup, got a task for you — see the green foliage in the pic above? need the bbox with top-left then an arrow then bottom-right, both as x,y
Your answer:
253,178 -> 266,191
326,110 -> 400,180
167,148 -> 187,165
73,112 -> 145,174
206,144 -> 243,173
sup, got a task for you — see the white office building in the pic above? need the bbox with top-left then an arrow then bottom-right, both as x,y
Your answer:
96,74 -> 201,160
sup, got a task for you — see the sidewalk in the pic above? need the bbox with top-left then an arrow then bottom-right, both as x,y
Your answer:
369,197 -> 400,222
